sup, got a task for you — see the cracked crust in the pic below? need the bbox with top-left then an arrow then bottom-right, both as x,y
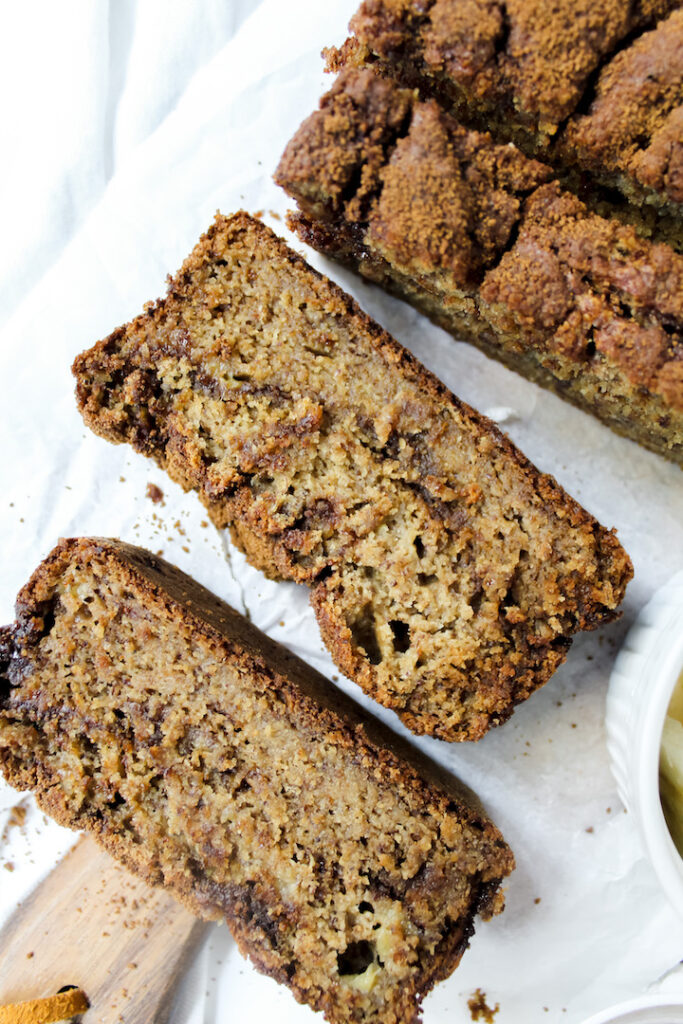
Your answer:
0,538 -> 513,1024
327,0 -> 682,219
562,9 -> 683,208
276,68 -> 683,462
363,93 -> 551,286
341,0 -> 677,127
480,183 -> 683,412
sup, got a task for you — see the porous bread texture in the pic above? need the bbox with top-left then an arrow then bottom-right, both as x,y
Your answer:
275,68 -> 683,464
0,538 -> 514,1024
327,0 -> 683,221
73,213 -> 632,742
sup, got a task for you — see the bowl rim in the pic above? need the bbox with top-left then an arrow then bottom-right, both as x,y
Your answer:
580,993 -> 683,1024
636,614 -> 683,918
608,571 -> 683,918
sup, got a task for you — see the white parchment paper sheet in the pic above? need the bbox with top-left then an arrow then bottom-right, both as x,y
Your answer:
1,2 -> 682,1021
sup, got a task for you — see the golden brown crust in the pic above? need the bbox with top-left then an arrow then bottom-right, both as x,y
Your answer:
277,67 -> 551,285
346,0 -> 677,127
276,68 -> 683,460
275,68 -> 413,224
332,0 -> 683,215
364,96 -> 551,285
562,9 -> 683,207
480,184 -> 683,410
1,538 -> 513,1024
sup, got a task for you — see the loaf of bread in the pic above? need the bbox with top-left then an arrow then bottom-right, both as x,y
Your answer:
275,68 -> 683,464
0,538 -> 514,1024
73,212 -> 632,742
327,0 -> 683,223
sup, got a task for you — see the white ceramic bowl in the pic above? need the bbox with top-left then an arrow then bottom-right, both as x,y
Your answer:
581,995 -> 683,1024
606,570 -> 683,918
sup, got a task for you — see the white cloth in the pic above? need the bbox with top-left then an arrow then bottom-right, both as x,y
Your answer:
1,3 -> 683,1022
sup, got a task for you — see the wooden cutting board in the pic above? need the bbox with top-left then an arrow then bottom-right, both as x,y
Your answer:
0,836 -> 208,1022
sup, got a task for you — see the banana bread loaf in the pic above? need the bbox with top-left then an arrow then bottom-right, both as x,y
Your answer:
327,0 -> 683,224
275,68 -> 683,464
73,212 -> 632,742
0,538 -> 513,1024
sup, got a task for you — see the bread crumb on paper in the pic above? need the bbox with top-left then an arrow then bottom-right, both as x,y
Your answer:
146,483 -> 165,505
468,988 -> 499,1022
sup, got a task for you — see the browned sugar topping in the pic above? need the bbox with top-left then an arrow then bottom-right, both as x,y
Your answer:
562,8 -> 683,205
329,0 -> 683,216
365,97 -> 551,285
279,68 -> 551,288
346,0 -> 677,130
279,68 -> 413,225
480,184 -> 683,409
276,67 -> 683,460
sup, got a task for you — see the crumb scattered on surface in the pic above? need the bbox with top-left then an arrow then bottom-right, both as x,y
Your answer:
146,483 -> 165,504
534,897 -> 541,904
4,862 -> 14,872
586,826 -> 594,833
1,799 -> 29,843
468,988 -> 499,1022
8,803 -> 27,829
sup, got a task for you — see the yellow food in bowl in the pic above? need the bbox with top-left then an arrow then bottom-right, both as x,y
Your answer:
660,671 -> 683,856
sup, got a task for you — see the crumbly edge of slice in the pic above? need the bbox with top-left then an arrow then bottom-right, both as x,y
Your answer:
0,538 -> 513,1024
275,68 -> 683,464
73,212 -> 632,741
326,0 -> 683,230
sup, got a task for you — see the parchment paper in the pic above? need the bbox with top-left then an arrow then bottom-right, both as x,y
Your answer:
1,2 -> 683,1021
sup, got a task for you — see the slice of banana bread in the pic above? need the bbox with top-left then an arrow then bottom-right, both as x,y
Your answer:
276,69 -> 683,464
73,212 -> 632,742
0,538 -> 513,1024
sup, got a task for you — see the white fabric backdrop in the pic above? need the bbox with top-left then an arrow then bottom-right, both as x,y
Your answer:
1,3 -> 683,1022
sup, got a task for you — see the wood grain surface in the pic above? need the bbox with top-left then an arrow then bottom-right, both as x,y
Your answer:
0,836 -> 208,1022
